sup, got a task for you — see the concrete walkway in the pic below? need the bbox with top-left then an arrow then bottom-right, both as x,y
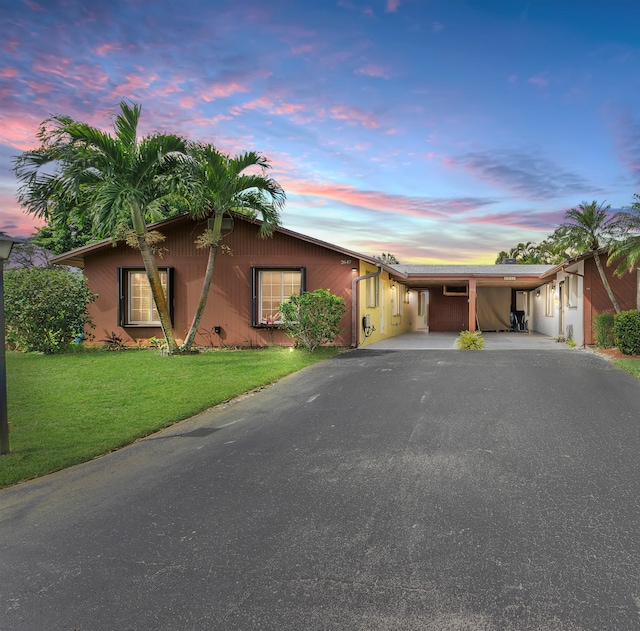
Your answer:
362,330 -> 574,351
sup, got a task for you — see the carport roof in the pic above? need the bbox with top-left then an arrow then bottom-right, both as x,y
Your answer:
387,264 -> 555,289
389,264 -> 554,276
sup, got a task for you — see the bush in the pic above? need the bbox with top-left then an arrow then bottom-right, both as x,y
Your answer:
456,330 -> 485,350
614,310 -> 640,355
280,289 -> 346,353
5,267 -> 96,354
593,312 -> 616,347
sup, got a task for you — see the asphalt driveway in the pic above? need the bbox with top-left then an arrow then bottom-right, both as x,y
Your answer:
2,349 -> 640,630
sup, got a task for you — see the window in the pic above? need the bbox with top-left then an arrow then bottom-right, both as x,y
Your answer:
566,275 -> 579,308
443,285 -> 468,296
391,284 -> 402,316
366,275 -> 379,308
252,267 -> 305,326
118,267 -> 174,326
545,283 -> 555,317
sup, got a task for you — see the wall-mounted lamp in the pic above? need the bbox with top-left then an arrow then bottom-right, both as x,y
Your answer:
351,267 -> 358,273
536,289 -> 541,298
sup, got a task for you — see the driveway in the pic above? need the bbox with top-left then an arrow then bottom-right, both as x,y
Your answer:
1,349 -> 640,630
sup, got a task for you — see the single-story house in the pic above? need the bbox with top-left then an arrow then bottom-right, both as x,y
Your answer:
51,215 -> 640,348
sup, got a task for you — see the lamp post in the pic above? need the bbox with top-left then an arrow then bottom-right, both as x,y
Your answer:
0,234 -> 17,455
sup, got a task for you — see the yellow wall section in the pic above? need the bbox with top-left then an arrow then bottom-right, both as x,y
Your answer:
357,262 -> 413,347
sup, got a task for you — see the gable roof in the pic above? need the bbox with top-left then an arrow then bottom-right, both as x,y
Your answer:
51,213 -> 380,269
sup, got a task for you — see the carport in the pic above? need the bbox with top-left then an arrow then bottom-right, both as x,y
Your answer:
387,264 -> 555,333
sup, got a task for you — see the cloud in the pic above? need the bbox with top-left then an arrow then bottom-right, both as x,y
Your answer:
329,104 -> 380,128
281,178 -> 496,220
355,64 -> 390,79
447,149 -> 600,200
386,0 -> 401,12
199,81 -> 250,102
528,75 -> 549,89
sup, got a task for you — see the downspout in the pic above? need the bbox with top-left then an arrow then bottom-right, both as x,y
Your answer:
351,265 -> 382,348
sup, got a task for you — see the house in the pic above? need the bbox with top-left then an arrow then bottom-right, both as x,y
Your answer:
531,251 -> 640,346
52,215 -> 640,349
52,214 -> 412,348
50,213 -> 557,349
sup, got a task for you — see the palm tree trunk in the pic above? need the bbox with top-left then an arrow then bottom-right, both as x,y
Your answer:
182,214 -> 222,350
593,250 -> 621,314
131,203 -> 179,354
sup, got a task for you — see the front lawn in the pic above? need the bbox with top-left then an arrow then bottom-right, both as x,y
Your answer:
1,347 -> 339,489
613,356 -> 640,379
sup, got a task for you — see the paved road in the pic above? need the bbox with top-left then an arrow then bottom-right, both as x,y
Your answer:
2,349 -> 640,630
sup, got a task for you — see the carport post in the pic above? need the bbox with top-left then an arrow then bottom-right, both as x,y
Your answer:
468,278 -> 477,332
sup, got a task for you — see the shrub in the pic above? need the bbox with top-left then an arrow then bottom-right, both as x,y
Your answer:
4,267 -> 96,354
593,312 -> 615,347
614,310 -> 640,355
456,330 -> 485,350
280,289 -> 346,353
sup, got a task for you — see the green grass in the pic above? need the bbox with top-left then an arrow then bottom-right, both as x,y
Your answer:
613,356 -> 640,379
2,347 -> 339,488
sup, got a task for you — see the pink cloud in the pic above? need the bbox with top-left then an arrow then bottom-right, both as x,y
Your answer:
0,67 -> 19,78
386,0 -> 401,12
179,96 -> 196,109
23,0 -> 44,11
0,193 -> 45,238
93,42 -> 122,57
199,80 -> 254,102
330,104 -> 380,128
291,44 -> 314,55
32,55 -> 74,79
279,178 -> 488,220
25,79 -> 54,93
356,64 -> 390,79
111,72 -> 158,96
528,75 -> 549,88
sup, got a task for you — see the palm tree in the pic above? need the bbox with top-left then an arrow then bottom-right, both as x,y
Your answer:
181,143 -> 286,350
609,194 -> 640,276
14,101 -> 189,353
553,200 -> 623,313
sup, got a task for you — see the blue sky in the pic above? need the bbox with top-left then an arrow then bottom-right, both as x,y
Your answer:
1,0 -> 639,263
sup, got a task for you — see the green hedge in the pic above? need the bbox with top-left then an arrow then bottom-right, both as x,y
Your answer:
5,267 -> 96,354
614,310 -> 640,355
593,312 -> 616,347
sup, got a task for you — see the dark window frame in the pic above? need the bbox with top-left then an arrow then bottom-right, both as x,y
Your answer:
250,266 -> 306,327
118,266 -> 175,327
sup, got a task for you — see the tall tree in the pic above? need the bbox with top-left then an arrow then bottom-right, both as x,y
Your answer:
181,143 -> 285,350
494,239 -> 566,264
375,253 -> 399,265
14,101 -> 189,353
609,193 -> 640,276
552,200 -> 623,313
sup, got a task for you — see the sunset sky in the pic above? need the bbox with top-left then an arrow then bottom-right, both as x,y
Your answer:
1,0 -> 640,263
